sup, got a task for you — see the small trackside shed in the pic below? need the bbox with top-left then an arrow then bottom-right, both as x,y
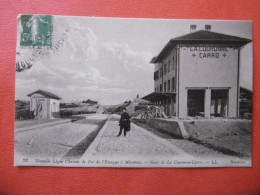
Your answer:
27,89 -> 62,119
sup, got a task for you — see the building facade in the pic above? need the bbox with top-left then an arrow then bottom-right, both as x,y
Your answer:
28,89 -> 61,119
143,25 -> 251,118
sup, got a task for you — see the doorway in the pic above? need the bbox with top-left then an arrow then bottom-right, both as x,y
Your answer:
187,90 -> 205,117
211,90 -> 228,117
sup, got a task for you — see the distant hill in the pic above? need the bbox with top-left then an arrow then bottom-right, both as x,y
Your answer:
82,99 -> 98,105
60,103 -> 79,108
103,98 -> 152,116
60,99 -> 100,117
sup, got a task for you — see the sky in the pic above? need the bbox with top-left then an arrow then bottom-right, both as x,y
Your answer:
15,17 -> 253,105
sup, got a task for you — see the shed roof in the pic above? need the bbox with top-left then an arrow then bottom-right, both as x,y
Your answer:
142,92 -> 175,102
240,86 -> 252,93
27,89 -> 62,100
152,30 -> 252,63
133,98 -> 153,105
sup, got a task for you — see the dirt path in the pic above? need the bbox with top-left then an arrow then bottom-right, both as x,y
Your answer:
82,114 -> 191,159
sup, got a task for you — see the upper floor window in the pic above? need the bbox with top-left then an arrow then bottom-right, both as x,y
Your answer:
168,80 -> 170,91
154,71 -> 159,80
160,68 -> 163,78
164,64 -> 167,75
172,57 -> 175,69
164,82 -> 167,92
168,60 -> 170,72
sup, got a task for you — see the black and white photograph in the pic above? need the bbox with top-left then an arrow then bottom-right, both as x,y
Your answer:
15,15 -> 253,167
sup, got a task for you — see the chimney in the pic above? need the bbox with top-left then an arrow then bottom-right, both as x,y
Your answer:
205,25 -> 211,31
190,25 -> 196,33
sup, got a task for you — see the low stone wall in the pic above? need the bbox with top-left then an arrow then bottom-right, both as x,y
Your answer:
146,118 -> 183,138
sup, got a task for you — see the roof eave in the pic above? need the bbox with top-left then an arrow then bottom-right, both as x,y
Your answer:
152,40 -> 176,63
27,90 -> 62,100
152,39 -> 251,63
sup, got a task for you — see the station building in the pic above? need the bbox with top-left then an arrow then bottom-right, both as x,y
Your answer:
142,25 -> 251,118
27,89 -> 61,119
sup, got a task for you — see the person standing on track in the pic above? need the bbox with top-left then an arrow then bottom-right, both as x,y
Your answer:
117,108 -> 131,137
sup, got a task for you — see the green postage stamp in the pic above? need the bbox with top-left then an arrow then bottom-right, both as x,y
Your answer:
20,15 -> 52,47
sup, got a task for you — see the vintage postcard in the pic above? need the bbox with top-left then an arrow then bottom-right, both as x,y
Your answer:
15,15 -> 253,167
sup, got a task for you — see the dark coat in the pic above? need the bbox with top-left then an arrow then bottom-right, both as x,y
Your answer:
119,112 -> 131,131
